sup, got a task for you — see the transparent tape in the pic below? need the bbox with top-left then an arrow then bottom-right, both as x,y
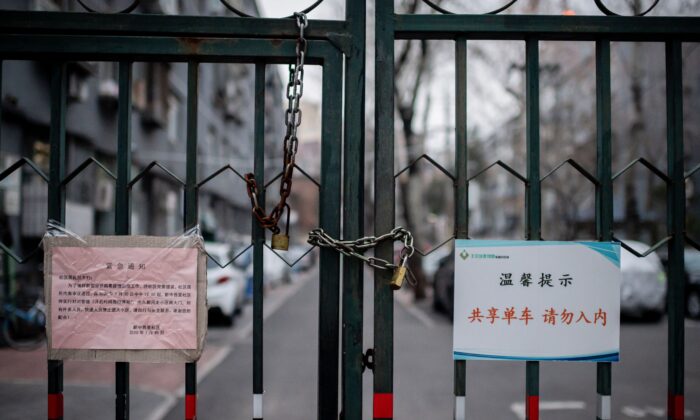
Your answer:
42,221 -> 207,363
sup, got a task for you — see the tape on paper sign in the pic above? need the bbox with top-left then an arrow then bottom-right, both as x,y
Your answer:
43,230 -> 207,363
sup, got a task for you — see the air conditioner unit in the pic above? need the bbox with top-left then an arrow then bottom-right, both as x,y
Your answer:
132,79 -> 147,111
94,178 -> 115,212
98,79 -> 119,105
68,72 -> 89,102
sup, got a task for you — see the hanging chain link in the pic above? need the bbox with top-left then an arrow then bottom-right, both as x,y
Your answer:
308,227 -> 417,285
245,12 -> 308,235
242,13 -> 417,283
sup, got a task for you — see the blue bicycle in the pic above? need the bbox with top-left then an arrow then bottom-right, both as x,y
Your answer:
1,298 -> 46,350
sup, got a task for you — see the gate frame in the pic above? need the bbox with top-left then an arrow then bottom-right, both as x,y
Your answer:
0,2 -> 366,419
374,4 -> 700,420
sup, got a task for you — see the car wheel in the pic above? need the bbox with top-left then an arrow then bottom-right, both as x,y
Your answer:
688,289 -> 700,319
644,310 -> 663,323
432,293 -> 444,313
221,310 -> 234,327
446,283 -> 454,320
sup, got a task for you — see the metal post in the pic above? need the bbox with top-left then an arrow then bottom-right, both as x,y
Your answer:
374,0 -> 395,418
0,59 -> 5,302
0,61 -> 2,152
665,40 -> 685,420
525,38 -> 540,420
184,61 -> 199,420
115,60 -> 132,420
47,62 -> 67,420
318,55 -> 343,420
453,37 -> 468,420
342,0 -> 366,419
252,62 -> 265,420
595,40 -> 613,420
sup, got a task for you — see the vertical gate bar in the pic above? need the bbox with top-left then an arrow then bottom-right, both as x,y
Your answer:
0,61 -> 2,154
252,62 -> 265,420
525,38 -> 541,420
115,60 -> 133,420
318,55 -> 343,420
374,0 -> 395,418
47,62 -> 67,420
665,40 -> 685,420
453,37 -> 467,420
0,60 -> 8,306
341,0 -> 366,419
595,40 -> 613,420
184,61 -> 199,420
48,64 -> 67,228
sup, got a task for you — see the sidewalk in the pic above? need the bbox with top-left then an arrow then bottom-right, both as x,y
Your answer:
0,270 -> 313,420
0,344 -> 226,420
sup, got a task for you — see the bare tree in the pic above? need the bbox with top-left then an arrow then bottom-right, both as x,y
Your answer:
392,0 -> 444,300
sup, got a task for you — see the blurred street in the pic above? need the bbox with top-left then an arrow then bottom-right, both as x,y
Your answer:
0,1 -> 699,420
1,265 -> 699,420
166,269 -> 700,420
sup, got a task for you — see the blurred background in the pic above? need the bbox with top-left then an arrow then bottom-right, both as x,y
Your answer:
0,0 -> 699,419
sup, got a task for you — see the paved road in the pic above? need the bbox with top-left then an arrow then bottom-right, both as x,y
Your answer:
161,269 -> 699,420
1,266 -> 698,419
0,270 -> 314,420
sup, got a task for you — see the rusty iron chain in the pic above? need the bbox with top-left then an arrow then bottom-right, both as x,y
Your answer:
245,12 -> 308,235
308,227 -> 417,285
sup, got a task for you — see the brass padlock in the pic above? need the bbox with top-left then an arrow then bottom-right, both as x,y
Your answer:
271,233 -> 289,251
271,203 -> 291,251
390,266 -> 407,290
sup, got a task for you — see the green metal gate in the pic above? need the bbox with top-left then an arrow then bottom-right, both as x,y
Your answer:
373,2 -> 699,420
0,1 -> 365,419
2,1 -> 700,420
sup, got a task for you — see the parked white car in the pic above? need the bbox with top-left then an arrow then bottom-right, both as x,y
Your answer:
685,249 -> 700,319
620,240 -> 667,320
205,242 -> 247,326
240,246 -> 291,288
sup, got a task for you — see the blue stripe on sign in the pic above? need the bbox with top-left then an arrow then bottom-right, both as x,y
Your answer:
576,242 -> 620,267
454,239 -> 620,267
453,351 -> 619,362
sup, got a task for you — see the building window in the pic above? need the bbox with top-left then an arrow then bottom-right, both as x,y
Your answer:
141,63 -> 170,129
166,92 -> 182,145
97,62 -> 119,107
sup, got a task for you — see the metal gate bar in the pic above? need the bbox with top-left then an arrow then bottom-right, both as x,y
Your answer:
252,62 -> 265,420
115,59 -> 132,420
453,38 -> 467,420
0,11 -> 348,40
318,51 -> 344,420
375,6 -> 700,420
393,14 -> 700,40
184,61 -> 199,420
341,1 -> 367,418
595,40 -> 613,420
374,2 -> 396,419
524,38 -> 541,420
666,40 -> 685,420
48,63 -> 67,420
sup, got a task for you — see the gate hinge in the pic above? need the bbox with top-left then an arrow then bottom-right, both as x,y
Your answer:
361,348 -> 375,373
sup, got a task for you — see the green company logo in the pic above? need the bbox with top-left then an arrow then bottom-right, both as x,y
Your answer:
460,250 -> 509,260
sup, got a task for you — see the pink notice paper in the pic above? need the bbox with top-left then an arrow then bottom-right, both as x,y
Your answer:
51,247 -> 198,350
